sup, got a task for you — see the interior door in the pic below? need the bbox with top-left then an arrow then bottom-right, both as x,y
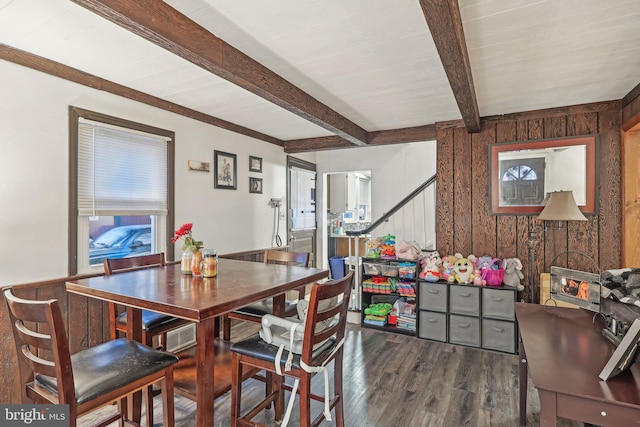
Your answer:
287,156 -> 317,267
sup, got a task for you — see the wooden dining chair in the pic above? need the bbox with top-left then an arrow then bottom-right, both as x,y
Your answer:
104,252 -> 192,351
4,287 -> 178,427
230,271 -> 353,426
222,249 -> 310,341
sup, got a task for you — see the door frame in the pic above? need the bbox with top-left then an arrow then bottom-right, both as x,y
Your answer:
287,156 -> 317,267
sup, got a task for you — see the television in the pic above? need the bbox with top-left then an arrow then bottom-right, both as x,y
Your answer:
550,266 -> 601,312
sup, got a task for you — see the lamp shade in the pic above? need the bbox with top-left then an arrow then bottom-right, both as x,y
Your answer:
537,190 -> 587,221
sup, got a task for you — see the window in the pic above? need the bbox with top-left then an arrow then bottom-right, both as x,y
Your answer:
69,107 -> 174,274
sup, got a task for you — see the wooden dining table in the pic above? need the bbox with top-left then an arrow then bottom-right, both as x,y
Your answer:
66,258 -> 329,427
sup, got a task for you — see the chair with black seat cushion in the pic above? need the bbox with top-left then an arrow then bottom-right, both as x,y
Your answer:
104,252 -> 192,351
4,287 -> 178,427
230,271 -> 353,427
222,249 -> 310,341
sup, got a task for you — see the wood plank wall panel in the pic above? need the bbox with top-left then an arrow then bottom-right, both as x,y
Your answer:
436,102 -> 622,302
470,122 -> 497,257
543,116 -> 569,270
453,127 -> 473,256
599,109 -> 622,270
495,121 -> 518,260
436,127 -> 455,255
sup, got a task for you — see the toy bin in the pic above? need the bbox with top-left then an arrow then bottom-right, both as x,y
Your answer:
381,263 -> 399,277
363,262 -> 382,275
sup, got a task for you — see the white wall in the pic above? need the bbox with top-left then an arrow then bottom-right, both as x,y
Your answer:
0,60 -> 292,286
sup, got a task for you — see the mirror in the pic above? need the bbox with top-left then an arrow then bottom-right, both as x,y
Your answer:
489,135 -> 598,215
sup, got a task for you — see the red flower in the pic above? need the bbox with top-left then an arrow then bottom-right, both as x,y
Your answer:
171,223 -> 202,251
172,223 -> 193,243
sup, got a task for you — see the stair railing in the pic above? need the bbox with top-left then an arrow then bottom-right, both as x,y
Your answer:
344,174 -> 437,311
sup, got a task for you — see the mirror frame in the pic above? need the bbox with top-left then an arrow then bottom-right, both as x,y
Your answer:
489,134 -> 598,215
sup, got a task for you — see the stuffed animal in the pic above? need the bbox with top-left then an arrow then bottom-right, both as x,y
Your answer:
453,257 -> 475,284
441,253 -> 462,283
502,258 -> 524,291
419,251 -> 442,282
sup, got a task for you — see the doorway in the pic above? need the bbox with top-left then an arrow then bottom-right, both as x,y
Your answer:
287,156 -> 317,267
322,170 -> 372,269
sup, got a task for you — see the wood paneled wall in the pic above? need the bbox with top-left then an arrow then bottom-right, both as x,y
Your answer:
436,101 -> 623,302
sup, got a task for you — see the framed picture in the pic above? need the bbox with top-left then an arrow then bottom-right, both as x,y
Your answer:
187,160 -> 210,172
249,177 -> 263,194
214,150 -> 237,190
249,156 -> 262,173
599,319 -> 640,380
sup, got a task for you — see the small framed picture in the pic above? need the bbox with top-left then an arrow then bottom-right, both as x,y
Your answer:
249,177 -> 263,194
187,160 -> 210,172
600,318 -> 640,380
249,156 -> 262,173
214,150 -> 237,190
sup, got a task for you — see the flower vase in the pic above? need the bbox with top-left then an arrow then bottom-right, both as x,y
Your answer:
181,251 -> 193,274
191,248 -> 203,277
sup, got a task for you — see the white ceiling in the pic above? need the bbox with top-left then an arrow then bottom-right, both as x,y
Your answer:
0,0 -> 639,145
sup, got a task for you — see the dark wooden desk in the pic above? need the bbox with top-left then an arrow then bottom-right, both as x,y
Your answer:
66,258 -> 329,427
516,303 -> 640,427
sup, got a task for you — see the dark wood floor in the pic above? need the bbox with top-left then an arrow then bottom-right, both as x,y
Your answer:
79,322 -> 582,426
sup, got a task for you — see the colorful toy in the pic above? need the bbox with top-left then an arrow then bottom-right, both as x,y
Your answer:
502,258 -> 524,290
453,256 -> 475,284
469,254 -> 486,286
365,238 -> 380,258
377,234 -> 396,259
419,251 -> 442,282
441,253 -> 462,283
364,302 -> 393,316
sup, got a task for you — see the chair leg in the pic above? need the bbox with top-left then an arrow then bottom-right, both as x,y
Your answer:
299,374 -> 312,427
334,352 -> 345,427
273,371 -> 285,421
223,314 -> 231,341
265,371 -> 273,409
231,354 -> 243,427
162,368 -> 175,427
143,331 -> 154,425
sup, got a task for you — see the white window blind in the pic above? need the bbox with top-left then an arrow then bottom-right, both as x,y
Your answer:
78,118 -> 168,216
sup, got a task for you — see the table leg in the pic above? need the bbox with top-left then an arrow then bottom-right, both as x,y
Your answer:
195,318 -> 217,427
538,390 -> 557,427
125,306 -> 143,424
272,293 -> 286,420
519,335 -> 528,426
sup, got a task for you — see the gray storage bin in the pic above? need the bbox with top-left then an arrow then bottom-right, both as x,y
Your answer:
482,288 -> 515,320
418,311 -> 447,342
482,319 -> 516,353
419,282 -> 448,312
449,285 -> 480,316
448,314 -> 481,347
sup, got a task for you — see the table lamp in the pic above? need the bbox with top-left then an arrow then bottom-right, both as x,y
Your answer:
527,190 -> 587,303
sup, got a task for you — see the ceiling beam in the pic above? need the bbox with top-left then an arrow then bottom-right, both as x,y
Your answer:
285,124 -> 437,152
0,43 -> 283,146
71,0 -> 369,147
420,0 -> 480,133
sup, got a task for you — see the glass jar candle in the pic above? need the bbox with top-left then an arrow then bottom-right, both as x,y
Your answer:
200,249 -> 218,278
181,251 -> 193,274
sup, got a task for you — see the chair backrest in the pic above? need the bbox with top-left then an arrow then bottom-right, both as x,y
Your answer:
4,287 -> 76,405
103,252 -> 165,276
299,271 -> 353,366
263,249 -> 309,267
